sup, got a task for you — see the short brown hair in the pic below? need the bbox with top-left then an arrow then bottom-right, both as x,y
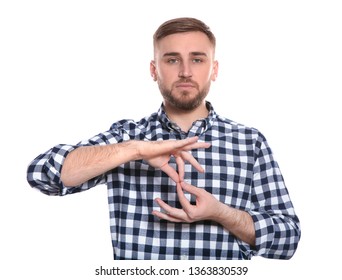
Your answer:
153,17 -> 216,48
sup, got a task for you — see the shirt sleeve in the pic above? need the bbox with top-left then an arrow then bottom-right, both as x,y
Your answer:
239,133 -> 301,259
27,144 -> 83,195
26,130 -> 122,196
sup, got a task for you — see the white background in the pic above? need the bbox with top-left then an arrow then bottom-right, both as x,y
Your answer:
1,0 -> 341,279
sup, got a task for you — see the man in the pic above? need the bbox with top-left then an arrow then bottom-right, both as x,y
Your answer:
27,17 -> 301,260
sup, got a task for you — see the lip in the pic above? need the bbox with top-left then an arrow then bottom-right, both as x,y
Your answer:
176,83 -> 195,88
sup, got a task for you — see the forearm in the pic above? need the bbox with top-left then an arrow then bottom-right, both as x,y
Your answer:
214,203 -> 256,246
61,141 -> 139,187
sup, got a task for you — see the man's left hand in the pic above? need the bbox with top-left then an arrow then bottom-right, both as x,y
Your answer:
152,181 -> 224,223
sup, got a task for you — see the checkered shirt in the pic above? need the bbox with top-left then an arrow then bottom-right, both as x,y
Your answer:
27,102 -> 301,260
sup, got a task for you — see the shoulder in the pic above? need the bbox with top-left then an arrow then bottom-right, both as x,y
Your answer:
212,115 -> 273,160
108,112 -> 159,140
214,114 -> 266,141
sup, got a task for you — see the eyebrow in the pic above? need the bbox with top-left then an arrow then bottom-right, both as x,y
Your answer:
163,52 -> 208,57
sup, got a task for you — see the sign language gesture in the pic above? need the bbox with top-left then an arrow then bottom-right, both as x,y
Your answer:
152,181 -> 221,223
152,182 -> 256,246
144,136 -> 255,246
140,136 -> 210,183
61,136 -> 210,187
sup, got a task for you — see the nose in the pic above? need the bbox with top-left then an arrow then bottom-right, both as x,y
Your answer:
178,61 -> 192,78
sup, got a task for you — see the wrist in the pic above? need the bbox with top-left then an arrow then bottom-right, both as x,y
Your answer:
212,202 -> 231,223
111,140 -> 141,162
129,140 -> 144,160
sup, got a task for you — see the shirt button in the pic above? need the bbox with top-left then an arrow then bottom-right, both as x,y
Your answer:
180,255 -> 188,260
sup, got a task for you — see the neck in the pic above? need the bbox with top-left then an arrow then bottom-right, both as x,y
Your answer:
164,101 -> 209,132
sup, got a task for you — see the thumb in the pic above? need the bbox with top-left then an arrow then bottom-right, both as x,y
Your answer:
180,181 -> 201,196
161,164 -> 180,183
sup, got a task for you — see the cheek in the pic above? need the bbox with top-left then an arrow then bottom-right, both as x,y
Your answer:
199,70 -> 214,83
157,69 -> 176,83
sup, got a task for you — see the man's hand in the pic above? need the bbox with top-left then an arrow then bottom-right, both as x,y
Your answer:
152,181 -> 223,222
139,136 -> 210,183
152,181 -> 256,246
61,136 -> 209,187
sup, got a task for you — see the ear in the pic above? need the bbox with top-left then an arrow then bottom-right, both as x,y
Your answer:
150,60 -> 157,81
211,60 -> 219,81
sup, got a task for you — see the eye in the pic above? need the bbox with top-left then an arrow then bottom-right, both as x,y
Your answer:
167,58 -> 180,64
192,58 -> 203,63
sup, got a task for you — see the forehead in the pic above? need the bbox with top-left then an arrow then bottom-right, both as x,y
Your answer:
154,32 -> 214,57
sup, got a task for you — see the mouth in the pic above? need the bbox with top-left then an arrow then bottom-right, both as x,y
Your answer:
175,82 -> 195,89
176,84 -> 194,88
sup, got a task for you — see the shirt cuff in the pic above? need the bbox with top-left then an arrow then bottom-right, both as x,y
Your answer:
42,144 -> 79,195
248,210 -> 275,256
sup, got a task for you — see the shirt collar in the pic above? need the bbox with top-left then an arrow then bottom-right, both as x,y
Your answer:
157,101 -> 217,135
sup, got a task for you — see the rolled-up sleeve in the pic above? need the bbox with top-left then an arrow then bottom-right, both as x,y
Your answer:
27,122 -> 131,196
238,134 -> 301,259
27,143 -> 108,196
27,144 -> 80,195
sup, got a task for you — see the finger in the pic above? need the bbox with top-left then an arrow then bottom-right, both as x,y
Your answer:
180,151 -> 205,173
182,141 -> 211,151
154,197 -> 177,213
151,210 -> 184,222
180,181 -> 202,196
176,183 -> 192,211
182,136 -> 199,144
172,136 -> 199,149
154,198 -> 186,221
175,156 -> 185,181
148,137 -> 198,157
160,164 -> 180,183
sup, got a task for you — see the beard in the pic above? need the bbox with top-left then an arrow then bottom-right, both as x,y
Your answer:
158,79 -> 211,111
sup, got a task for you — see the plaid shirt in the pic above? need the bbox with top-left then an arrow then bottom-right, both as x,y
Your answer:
27,102 -> 300,260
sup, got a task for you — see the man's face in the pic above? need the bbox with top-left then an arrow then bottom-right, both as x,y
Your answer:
151,32 -> 218,111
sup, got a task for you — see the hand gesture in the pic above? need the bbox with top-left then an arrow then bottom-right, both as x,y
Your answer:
152,181 -> 256,246
152,181 -> 223,223
139,136 -> 210,183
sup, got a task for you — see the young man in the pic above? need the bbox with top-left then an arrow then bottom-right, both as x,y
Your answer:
27,17 -> 301,260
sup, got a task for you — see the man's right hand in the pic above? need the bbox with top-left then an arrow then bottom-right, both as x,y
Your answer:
137,136 -> 211,183
61,136 -> 210,187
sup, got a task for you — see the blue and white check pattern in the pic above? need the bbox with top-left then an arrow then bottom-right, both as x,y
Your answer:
27,102 -> 301,260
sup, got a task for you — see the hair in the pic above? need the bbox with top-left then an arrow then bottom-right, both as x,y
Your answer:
153,17 -> 216,48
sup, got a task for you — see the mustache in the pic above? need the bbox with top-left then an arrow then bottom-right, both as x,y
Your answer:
177,78 -> 194,83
